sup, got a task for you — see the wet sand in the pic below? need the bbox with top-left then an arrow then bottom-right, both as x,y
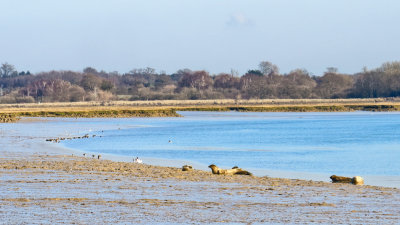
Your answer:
1,118 -> 400,224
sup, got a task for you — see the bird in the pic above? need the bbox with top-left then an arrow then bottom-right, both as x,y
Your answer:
97,155 -> 101,160
133,157 -> 143,164
83,153 -> 86,157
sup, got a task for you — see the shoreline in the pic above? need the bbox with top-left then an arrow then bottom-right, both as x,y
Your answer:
57,138 -> 400,189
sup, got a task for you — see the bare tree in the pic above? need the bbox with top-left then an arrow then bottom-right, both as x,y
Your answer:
315,73 -> 353,98
1,62 -> 16,77
378,61 -> 400,74
178,70 -> 213,90
80,74 -> 101,91
326,67 -> 338,74
278,69 -> 316,98
259,61 -> 279,76
214,73 -> 239,89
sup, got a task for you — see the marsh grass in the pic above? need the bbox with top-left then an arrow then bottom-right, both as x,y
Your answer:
0,98 -> 398,110
16,109 -> 180,118
1,99 -> 400,122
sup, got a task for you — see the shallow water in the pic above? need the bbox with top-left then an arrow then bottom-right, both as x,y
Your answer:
59,111 -> 400,183
3,112 -> 399,186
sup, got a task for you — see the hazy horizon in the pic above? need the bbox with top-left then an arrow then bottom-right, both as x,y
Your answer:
1,0 -> 399,75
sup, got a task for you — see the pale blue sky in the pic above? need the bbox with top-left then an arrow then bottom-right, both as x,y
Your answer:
1,0 -> 399,75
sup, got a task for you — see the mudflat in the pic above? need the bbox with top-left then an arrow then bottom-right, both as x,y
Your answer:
1,118 -> 399,224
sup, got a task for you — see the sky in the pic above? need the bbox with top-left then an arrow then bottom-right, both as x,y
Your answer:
1,0 -> 400,76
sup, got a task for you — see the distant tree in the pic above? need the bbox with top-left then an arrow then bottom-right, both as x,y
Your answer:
315,73 -> 353,98
6,60 -> 400,103
143,67 -> 156,75
230,69 -> 239,77
129,67 -> 156,75
259,61 -> 279,76
240,73 -> 274,98
214,73 -> 239,89
1,63 -> 16,77
379,61 -> 400,96
326,67 -> 338,74
351,72 -> 381,98
154,74 -> 173,90
377,61 -> 400,74
121,73 -> 152,88
69,85 -> 86,102
80,74 -> 101,91
278,69 -> 316,98
61,71 -> 82,85
23,78 -> 72,102
178,70 -> 213,90
171,69 -> 192,82
100,80 -> 114,91
83,67 -> 98,74
350,62 -> 400,98
45,79 -> 72,102
247,70 -> 263,76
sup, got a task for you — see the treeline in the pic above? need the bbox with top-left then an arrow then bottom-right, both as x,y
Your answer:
1,61 -> 400,103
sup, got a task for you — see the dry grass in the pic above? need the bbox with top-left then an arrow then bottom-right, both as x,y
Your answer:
2,98 -> 400,123
1,98 -> 400,111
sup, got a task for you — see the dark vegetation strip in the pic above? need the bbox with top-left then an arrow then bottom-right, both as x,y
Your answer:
16,109 -> 180,118
177,104 -> 400,112
1,104 -> 400,123
0,109 -> 180,123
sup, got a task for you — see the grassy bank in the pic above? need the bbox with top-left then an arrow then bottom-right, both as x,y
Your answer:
16,109 -> 180,118
0,108 -> 180,123
1,99 -> 400,123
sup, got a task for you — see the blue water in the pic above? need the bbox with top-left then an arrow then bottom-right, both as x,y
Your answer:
63,111 -> 400,176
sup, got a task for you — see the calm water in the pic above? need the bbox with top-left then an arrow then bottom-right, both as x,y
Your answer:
63,111 -> 400,178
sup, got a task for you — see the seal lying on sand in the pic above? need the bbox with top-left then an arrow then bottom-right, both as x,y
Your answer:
351,176 -> 364,185
330,175 -> 364,185
182,165 -> 193,171
208,164 -> 252,176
